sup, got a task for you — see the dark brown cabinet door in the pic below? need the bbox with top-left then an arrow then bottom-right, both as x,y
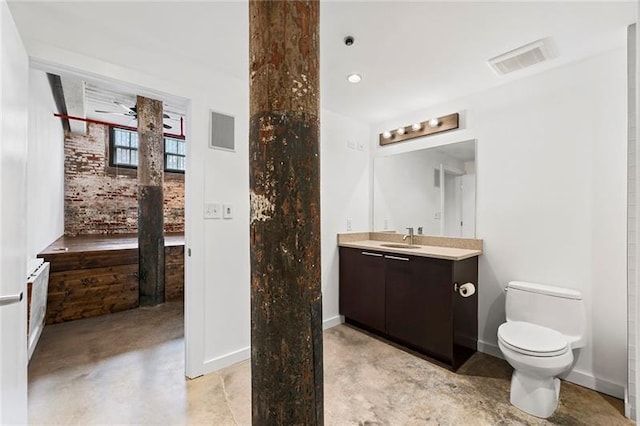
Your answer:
386,255 -> 453,362
339,248 -> 386,333
339,246 -> 478,369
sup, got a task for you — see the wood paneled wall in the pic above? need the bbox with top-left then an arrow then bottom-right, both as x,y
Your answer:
40,244 -> 184,324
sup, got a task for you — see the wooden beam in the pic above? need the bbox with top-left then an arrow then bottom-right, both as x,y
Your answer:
249,1 -> 323,424
137,95 -> 165,306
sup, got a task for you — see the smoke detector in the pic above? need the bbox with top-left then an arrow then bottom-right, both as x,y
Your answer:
488,37 -> 558,76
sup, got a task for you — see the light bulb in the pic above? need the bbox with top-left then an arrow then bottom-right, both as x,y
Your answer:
396,127 -> 406,136
382,130 -> 392,139
428,118 -> 439,128
411,123 -> 422,131
347,73 -> 362,84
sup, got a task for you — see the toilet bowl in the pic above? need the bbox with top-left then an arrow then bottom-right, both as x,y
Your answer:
497,281 -> 586,419
498,321 -> 573,418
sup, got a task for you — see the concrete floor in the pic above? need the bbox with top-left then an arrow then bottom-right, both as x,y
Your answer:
29,302 -> 630,425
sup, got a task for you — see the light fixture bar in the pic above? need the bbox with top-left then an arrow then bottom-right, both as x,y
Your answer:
378,113 -> 459,146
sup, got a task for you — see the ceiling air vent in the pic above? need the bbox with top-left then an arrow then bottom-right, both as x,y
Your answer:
488,38 -> 557,76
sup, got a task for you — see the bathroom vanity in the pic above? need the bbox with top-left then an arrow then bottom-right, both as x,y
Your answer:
338,233 -> 481,370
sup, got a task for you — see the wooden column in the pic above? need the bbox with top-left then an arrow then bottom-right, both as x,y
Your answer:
137,95 -> 165,306
249,1 -> 322,424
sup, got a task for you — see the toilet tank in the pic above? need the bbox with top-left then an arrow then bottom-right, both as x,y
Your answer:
505,281 -> 587,348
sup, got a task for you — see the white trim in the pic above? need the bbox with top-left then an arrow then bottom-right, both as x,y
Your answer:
478,339 -> 504,359
478,340 -> 626,399
202,346 -> 251,375
197,316 -> 344,377
323,315 -> 344,330
563,369 -> 626,399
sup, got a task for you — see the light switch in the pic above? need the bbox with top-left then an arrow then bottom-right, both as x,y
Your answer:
223,203 -> 233,219
347,139 -> 356,150
346,218 -> 352,231
205,203 -> 221,219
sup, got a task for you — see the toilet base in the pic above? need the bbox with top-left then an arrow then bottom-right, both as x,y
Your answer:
510,370 -> 560,419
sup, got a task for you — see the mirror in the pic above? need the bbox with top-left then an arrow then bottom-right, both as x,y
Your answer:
372,140 -> 476,238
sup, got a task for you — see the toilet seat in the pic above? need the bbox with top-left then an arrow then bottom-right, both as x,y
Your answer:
498,321 -> 569,357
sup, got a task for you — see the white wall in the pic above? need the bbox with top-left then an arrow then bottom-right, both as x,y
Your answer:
372,48 -> 627,397
321,109 -> 370,326
26,69 -> 64,263
16,10 -> 372,378
18,29 -> 251,378
0,0 -> 29,421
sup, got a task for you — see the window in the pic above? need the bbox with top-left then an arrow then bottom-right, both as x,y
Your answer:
110,127 -> 185,173
111,127 -> 138,168
164,137 -> 186,173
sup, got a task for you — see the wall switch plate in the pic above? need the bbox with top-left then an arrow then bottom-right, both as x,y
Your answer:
346,218 -> 352,231
347,139 -> 356,150
205,203 -> 221,219
357,140 -> 365,151
223,203 -> 233,219
434,211 -> 441,220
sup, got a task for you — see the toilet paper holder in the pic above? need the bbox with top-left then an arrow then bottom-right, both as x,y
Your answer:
453,282 -> 476,297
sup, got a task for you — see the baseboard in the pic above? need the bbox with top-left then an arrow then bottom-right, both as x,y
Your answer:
563,369 -> 625,399
202,346 -> 250,374
199,316 -> 344,376
477,340 -> 626,399
323,315 -> 344,330
478,339 -> 503,359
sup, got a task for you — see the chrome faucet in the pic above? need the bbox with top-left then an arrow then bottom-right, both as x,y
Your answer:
402,227 -> 415,245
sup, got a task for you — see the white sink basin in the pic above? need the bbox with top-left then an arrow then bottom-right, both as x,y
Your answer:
380,243 -> 420,249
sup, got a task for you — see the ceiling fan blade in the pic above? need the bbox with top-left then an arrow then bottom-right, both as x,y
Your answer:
95,110 -> 129,116
114,101 -> 132,111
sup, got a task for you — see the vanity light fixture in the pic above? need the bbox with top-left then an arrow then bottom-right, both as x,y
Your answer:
378,113 -> 459,146
347,73 -> 362,84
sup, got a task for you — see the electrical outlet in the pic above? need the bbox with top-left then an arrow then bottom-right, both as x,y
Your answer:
357,140 -> 365,151
205,203 -> 221,219
347,218 -> 352,231
384,219 -> 388,229
434,211 -> 441,220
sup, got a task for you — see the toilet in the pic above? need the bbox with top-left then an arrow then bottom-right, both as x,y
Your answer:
497,281 -> 586,419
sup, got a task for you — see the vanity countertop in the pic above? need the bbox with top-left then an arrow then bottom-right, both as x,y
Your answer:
338,239 -> 482,261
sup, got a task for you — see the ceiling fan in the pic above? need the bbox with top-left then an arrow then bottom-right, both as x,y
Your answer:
95,101 -> 173,129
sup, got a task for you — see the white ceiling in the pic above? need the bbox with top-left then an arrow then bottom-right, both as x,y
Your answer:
84,81 -> 186,132
7,1 -> 637,124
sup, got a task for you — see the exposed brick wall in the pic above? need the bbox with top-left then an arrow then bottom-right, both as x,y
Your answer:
64,123 -> 184,235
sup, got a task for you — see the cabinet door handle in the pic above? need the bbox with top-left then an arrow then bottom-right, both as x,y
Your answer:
384,255 -> 409,261
361,251 -> 383,257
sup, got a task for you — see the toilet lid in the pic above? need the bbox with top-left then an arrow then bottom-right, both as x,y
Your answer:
498,321 -> 568,357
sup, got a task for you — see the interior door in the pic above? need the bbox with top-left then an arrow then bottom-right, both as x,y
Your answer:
0,2 -> 29,422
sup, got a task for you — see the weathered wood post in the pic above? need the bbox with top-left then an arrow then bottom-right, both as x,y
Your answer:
249,1 -> 323,424
137,95 -> 165,306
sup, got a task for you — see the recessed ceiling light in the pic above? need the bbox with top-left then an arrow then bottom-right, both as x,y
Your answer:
347,73 -> 362,84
